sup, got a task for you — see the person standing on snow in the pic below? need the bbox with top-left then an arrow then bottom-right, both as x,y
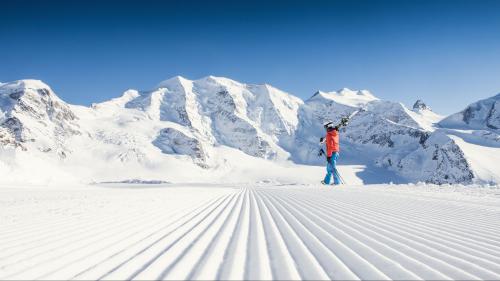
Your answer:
319,118 -> 348,185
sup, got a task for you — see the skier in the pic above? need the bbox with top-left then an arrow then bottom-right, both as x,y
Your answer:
319,117 -> 348,185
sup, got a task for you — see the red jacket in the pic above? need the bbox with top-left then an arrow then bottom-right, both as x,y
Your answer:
326,129 -> 339,156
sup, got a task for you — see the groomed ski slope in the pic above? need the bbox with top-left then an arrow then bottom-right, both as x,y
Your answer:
1,183 -> 500,280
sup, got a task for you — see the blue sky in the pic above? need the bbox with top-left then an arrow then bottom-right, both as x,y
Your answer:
1,0 -> 499,114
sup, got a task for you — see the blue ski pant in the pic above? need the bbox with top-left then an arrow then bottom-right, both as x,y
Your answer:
324,152 -> 340,185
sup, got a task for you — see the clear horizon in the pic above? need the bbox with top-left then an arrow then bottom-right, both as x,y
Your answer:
2,0 -> 500,115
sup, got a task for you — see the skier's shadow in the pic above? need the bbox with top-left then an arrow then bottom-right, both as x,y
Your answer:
339,146 -> 408,184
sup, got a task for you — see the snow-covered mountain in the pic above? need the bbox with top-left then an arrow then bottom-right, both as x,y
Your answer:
0,81 -> 85,183
439,93 -> 500,131
436,94 -> 500,184
0,80 -> 80,153
1,76 -> 498,185
88,76 -> 302,167
291,89 -> 477,184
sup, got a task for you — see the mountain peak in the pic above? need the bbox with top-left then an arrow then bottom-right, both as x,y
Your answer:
0,79 -> 52,92
335,88 -> 376,98
308,88 -> 378,108
0,79 -> 60,103
439,93 -> 500,131
204,75 -> 222,81
307,90 -> 328,101
413,99 -> 431,111
338,87 -> 353,93
157,75 -> 190,88
197,75 -> 244,88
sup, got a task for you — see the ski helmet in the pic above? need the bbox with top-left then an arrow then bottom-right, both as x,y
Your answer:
323,121 -> 334,129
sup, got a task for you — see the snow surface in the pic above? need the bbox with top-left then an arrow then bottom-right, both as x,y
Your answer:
447,133 -> 500,184
0,183 -> 499,280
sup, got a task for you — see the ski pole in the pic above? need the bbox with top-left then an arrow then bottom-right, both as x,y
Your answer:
334,168 -> 347,185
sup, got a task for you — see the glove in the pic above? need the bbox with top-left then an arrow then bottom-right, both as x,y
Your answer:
319,137 -> 325,143
326,156 -> 331,163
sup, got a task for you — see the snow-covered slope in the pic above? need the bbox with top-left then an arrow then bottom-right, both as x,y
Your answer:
439,93 -> 500,131
1,183 -> 499,280
122,76 -> 302,162
292,90 -> 473,184
0,80 -> 81,183
435,94 -> 500,184
408,100 -> 444,131
289,89 -> 377,164
0,77 -> 498,185
1,76 -> 307,184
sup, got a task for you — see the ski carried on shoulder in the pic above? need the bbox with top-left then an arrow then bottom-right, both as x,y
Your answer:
338,107 -> 365,129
